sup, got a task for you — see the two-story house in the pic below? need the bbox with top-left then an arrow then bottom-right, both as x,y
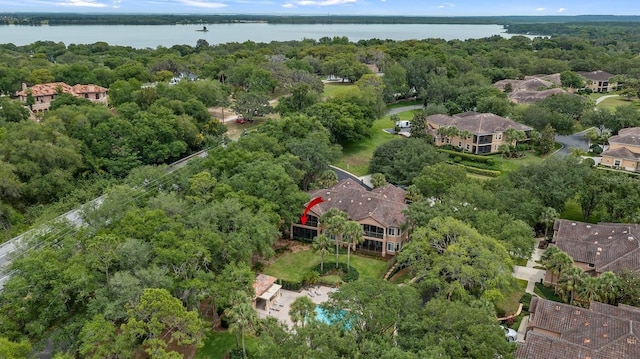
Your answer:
516,297 -> 640,359
17,82 -> 108,112
601,127 -> 640,172
578,70 -> 617,93
545,219 -> 640,286
290,179 -> 408,257
425,112 -> 533,154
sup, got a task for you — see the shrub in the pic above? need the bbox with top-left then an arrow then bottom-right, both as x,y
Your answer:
312,262 -> 359,282
520,293 -> 533,312
583,157 -> 596,167
277,278 -> 304,291
457,164 -> 501,177
453,156 -> 462,163
343,268 -> 359,282
437,149 -> 494,163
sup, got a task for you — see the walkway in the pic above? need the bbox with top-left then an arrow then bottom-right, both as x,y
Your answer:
512,239 -> 547,343
256,286 -> 334,329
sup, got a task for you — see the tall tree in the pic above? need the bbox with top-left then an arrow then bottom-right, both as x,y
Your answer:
289,296 -> 316,328
320,208 -> 348,268
312,234 -> 333,273
225,291 -> 258,359
342,220 -> 364,271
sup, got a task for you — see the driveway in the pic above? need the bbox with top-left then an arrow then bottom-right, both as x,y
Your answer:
554,128 -> 591,157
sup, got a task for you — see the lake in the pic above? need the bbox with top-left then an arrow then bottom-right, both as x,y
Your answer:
0,23 -> 524,48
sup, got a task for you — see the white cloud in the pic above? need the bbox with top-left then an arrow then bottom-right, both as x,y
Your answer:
536,7 -> 545,11
295,0 -> 357,6
558,7 -> 566,12
179,0 -> 228,8
282,2 -> 295,7
56,0 -> 109,7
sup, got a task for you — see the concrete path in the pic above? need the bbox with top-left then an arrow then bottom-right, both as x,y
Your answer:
595,94 -> 619,105
512,239 -> 547,343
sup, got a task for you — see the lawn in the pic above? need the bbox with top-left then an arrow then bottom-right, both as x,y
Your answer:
494,279 -> 528,317
487,151 -> 547,174
333,109 -> 421,176
332,116 -> 398,176
263,248 -> 388,283
195,331 -> 258,359
595,95 -> 638,110
560,198 -> 601,224
323,82 -> 354,99
534,282 -> 563,303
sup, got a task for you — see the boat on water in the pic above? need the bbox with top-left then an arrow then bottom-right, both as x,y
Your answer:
196,26 -> 209,32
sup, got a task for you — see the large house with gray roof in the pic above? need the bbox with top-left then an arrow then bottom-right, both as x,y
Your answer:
290,179 -> 408,257
426,112 -> 533,154
601,127 -> 640,172
578,70 -> 617,93
546,219 -> 640,286
516,297 -> 640,359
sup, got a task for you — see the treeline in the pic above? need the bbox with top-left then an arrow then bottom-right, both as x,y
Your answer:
2,13 -> 640,26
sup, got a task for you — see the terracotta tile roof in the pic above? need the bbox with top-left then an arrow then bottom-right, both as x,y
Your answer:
17,82 -> 107,97
553,219 -> 640,274
307,179 -> 407,228
253,273 -> 277,297
508,88 -> 566,104
426,112 -> 532,136
493,74 -> 565,104
608,127 -> 640,147
578,70 -> 615,82
518,298 -> 640,359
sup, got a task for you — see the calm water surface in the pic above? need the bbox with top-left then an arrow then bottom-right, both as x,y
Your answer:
0,23 -> 522,48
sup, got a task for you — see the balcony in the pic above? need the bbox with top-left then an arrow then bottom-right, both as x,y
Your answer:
363,230 -> 384,239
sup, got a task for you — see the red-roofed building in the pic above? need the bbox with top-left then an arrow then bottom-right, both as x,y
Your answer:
253,273 -> 281,311
516,297 -> 640,359
17,82 -> 108,112
290,179 -> 408,257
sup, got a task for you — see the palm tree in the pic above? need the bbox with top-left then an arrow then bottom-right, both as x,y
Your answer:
342,220 -> 364,271
224,291 -> 257,359
312,234 -> 333,273
597,271 -> 622,305
436,125 -> 459,146
539,207 -> 559,240
557,266 -> 583,305
289,296 -> 316,328
577,275 -> 600,306
550,252 -> 574,294
320,208 -> 348,269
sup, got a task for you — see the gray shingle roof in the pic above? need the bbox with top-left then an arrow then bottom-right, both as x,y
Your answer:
601,147 -> 640,161
578,70 -> 615,82
608,127 -> 640,147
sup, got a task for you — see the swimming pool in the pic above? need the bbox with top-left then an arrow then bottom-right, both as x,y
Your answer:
314,306 -> 351,329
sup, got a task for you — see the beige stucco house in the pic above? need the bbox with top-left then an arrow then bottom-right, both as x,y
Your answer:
425,112 -> 533,154
578,70 -> 617,93
601,127 -> 640,172
290,179 -> 408,257
17,82 -> 108,112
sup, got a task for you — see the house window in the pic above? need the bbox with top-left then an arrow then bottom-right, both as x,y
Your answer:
301,215 -> 318,227
388,227 -> 401,236
396,243 -> 402,251
85,94 -> 89,98
588,263 -> 595,268
614,160 -> 621,167
387,242 -> 395,252
95,93 -> 100,99
497,134 -> 502,140
494,145 -> 497,151
362,224 -> 384,239
465,144 -> 470,150
458,141 -> 462,147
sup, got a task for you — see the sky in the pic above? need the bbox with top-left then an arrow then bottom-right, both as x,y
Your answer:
0,0 -> 638,16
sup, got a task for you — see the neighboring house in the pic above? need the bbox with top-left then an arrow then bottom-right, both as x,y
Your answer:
17,82 -> 108,112
545,219 -> 640,286
290,179 -> 408,257
601,127 -> 640,172
493,74 -> 565,104
169,72 -> 198,85
578,70 -> 617,93
425,112 -> 533,154
253,273 -> 282,311
516,297 -> 640,359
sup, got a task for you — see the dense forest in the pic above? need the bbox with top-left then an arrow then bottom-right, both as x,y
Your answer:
1,20 -> 640,358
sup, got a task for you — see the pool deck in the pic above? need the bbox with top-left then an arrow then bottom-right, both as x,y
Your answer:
257,285 -> 336,329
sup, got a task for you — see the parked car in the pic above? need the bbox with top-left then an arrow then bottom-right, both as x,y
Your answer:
235,117 -> 246,124
502,325 -> 517,342
395,120 -> 411,128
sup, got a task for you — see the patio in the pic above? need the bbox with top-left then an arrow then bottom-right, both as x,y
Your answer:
256,285 -> 337,329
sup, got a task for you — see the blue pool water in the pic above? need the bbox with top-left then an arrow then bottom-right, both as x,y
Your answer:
315,306 -> 351,329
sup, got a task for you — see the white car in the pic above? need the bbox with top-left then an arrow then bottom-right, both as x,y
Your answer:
502,325 -> 517,342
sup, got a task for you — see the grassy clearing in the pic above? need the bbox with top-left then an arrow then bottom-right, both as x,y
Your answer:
323,82 -> 354,99
560,198 -> 601,224
263,248 -> 388,282
596,96 -> 637,110
494,279 -> 528,317
195,331 -> 258,359
333,116 -> 397,176
389,267 -> 413,284
487,152 -> 547,174
534,282 -> 563,303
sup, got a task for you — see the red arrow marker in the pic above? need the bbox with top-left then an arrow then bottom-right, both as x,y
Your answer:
300,197 -> 324,225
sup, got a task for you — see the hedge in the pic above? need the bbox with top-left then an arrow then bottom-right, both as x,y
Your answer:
276,278 -> 304,291
457,164 -> 501,177
437,149 -> 495,164
313,262 -> 360,282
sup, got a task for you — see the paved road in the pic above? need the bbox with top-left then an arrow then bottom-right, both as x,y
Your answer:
553,128 -> 591,157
